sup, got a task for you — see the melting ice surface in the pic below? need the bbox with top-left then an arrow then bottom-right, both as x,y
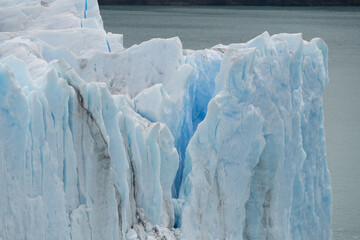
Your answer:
0,0 -> 331,239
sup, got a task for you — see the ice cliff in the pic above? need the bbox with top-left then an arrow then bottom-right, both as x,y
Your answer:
0,0 -> 331,239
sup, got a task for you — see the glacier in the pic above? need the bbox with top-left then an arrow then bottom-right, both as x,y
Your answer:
0,0 -> 331,240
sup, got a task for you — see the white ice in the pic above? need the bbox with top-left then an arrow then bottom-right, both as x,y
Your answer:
0,0 -> 331,240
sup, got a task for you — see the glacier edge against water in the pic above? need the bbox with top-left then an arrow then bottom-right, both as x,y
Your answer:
0,0 -> 331,239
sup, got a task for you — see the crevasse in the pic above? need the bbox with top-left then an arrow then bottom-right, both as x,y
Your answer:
0,1 -> 331,240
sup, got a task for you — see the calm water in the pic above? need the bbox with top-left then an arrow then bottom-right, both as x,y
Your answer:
100,6 -> 360,239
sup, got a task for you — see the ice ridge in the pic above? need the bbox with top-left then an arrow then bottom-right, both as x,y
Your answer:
0,1 -> 331,240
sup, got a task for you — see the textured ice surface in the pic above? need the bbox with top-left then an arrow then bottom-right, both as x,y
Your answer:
178,34 -> 331,240
0,1 -> 331,240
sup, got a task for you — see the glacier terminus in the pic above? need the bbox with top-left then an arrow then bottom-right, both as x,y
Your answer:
0,0 -> 331,239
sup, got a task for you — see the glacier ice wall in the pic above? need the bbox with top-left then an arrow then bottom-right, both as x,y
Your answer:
0,0 -> 331,240
178,34 -> 331,240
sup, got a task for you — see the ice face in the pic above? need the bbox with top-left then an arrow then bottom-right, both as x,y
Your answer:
178,32 -> 331,240
0,1 -> 331,240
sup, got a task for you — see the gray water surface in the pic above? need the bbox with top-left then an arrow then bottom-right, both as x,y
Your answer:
100,6 -> 360,239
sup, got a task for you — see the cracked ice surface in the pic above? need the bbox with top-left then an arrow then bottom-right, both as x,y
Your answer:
0,0 -> 331,239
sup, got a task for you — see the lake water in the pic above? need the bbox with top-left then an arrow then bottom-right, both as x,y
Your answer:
100,6 -> 360,239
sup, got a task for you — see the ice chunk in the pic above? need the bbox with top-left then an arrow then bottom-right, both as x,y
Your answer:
178,32 -> 331,240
